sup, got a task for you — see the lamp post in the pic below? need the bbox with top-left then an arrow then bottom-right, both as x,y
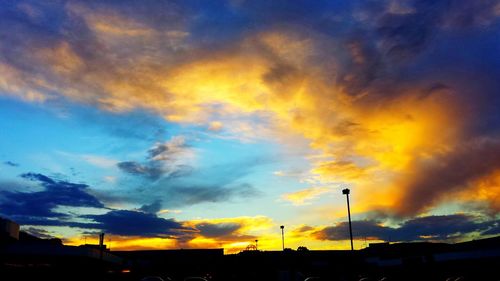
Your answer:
255,239 -> 258,251
342,188 -> 354,251
280,225 -> 285,251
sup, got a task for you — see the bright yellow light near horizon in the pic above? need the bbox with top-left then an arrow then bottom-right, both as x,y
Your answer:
185,216 -> 274,234
65,235 -> 179,251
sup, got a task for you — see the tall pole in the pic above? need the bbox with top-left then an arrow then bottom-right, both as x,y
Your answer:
342,188 -> 354,251
255,239 -> 258,251
99,232 -> 105,260
280,225 -> 285,251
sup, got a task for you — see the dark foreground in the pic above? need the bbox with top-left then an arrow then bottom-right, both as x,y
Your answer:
1,236 -> 499,281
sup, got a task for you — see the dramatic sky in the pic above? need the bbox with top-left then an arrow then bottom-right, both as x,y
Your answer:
1,0 -> 499,253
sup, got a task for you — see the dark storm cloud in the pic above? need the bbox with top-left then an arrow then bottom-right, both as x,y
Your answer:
481,221 -> 500,236
0,173 -> 104,225
396,138 -> 500,215
0,173 -> 190,238
394,214 -> 497,241
194,222 -> 256,242
139,199 -> 163,214
85,210 -> 188,237
374,0 -> 453,60
314,220 -> 395,241
196,222 -> 241,238
0,172 -> 191,237
13,217 -> 101,229
313,214 -> 499,242
336,0 -> 500,101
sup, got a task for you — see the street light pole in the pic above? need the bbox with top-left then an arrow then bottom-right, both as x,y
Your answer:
342,188 -> 354,251
255,239 -> 258,251
280,225 -> 285,251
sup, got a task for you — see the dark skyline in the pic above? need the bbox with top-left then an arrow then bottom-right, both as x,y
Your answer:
0,0 -> 499,252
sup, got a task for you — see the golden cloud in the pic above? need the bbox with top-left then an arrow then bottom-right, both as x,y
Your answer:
281,187 -> 333,205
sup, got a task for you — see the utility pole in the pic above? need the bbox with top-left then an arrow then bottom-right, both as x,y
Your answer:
280,225 -> 285,251
99,232 -> 105,260
342,188 -> 354,251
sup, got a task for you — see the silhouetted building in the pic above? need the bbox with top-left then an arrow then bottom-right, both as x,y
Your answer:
0,217 -> 19,241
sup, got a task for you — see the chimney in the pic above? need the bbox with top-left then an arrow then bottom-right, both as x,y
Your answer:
99,233 -> 105,249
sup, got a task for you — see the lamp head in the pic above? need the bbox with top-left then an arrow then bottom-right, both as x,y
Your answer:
280,225 -> 284,229
342,188 -> 350,195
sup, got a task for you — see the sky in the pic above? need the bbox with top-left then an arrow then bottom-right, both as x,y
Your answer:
0,0 -> 499,253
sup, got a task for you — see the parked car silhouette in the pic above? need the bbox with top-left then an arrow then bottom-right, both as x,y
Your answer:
183,277 -> 208,281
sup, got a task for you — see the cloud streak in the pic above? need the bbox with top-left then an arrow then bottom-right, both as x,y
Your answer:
117,136 -> 194,180
3,161 -> 19,167
282,187 -> 333,205
0,173 -> 104,225
312,214 -> 499,242
85,210 -> 189,237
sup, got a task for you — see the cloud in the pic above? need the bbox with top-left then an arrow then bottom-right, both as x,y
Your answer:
22,227 -> 55,239
312,160 -> 368,181
185,216 -> 273,248
3,161 -> 19,167
0,173 -> 190,238
481,221 -> 500,236
139,200 -> 163,214
117,161 -> 165,180
0,173 -> 104,225
394,138 -> 500,216
191,221 -> 257,246
0,171 -> 259,244
314,220 -> 394,241
117,136 -> 194,180
85,210 -> 188,237
208,121 -> 223,131
312,214 -> 499,242
163,183 -> 259,207
127,156 -> 266,208
281,187 -> 333,205
158,209 -> 182,215
148,136 -> 190,161
393,214 -> 497,241
196,222 -> 243,238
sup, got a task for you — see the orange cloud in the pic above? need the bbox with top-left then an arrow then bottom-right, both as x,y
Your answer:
281,187 -> 333,205
458,169 -> 500,213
